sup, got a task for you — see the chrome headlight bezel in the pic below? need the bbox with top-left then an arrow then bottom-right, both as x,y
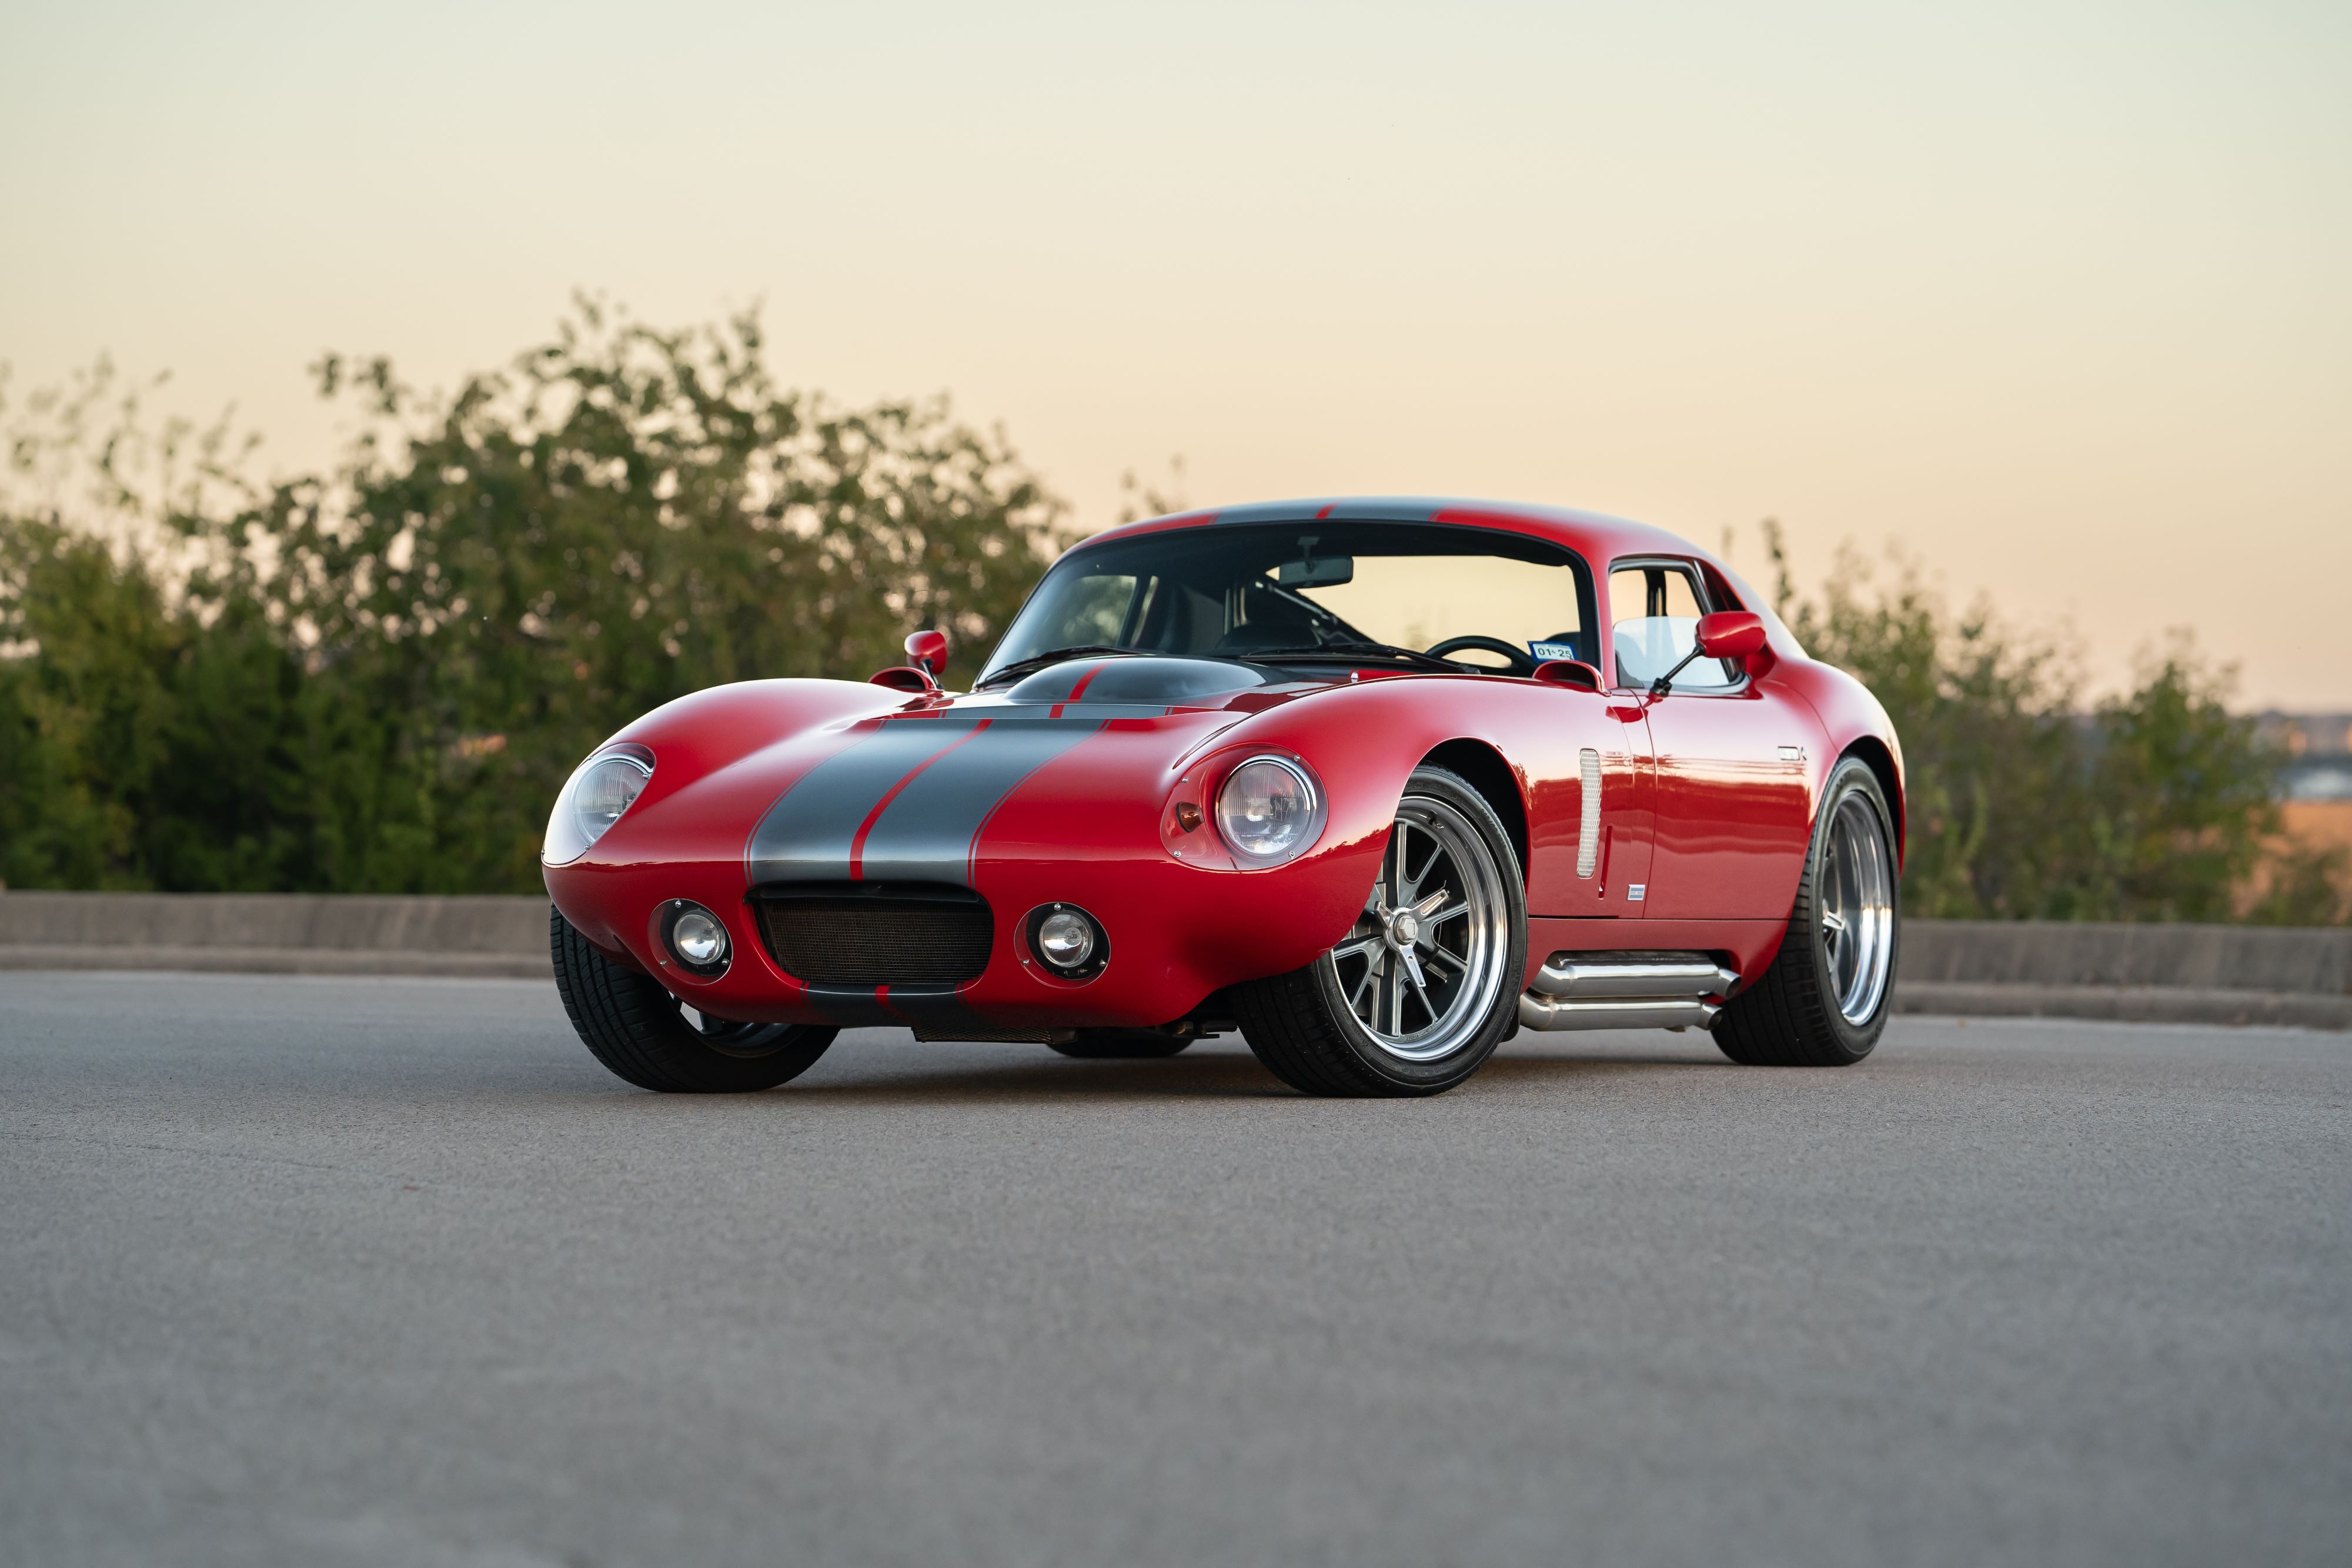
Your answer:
542,743 -> 655,866
1212,753 -> 1327,868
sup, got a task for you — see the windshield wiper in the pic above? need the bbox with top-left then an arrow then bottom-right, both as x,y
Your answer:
1242,641 -> 1471,674
975,645 -> 1143,687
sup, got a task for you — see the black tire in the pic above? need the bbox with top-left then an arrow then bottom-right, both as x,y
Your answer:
550,908 -> 838,1092
1713,756 -> 1900,1066
1048,1029 -> 1195,1059
1231,765 -> 1528,1097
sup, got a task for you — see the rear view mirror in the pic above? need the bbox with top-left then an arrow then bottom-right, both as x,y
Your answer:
1277,555 -> 1354,589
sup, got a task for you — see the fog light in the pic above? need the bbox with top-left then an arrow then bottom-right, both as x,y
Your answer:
673,908 -> 728,966
1037,910 -> 1094,968
660,900 -> 731,977
1026,903 -> 1107,979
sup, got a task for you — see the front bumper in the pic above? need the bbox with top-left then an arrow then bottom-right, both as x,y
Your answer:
544,835 -> 1382,1032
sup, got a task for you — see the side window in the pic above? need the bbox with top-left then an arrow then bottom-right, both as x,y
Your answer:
1609,562 -> 1740,691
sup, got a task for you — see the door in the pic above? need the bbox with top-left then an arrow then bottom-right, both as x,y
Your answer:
1607,559 -> 1814,920
1522,684 -> 1656,917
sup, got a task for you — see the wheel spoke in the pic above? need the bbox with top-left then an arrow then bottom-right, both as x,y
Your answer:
1319,798 -> 1514,1061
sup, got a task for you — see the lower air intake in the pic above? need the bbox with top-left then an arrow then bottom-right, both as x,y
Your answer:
754,883 -> 994,987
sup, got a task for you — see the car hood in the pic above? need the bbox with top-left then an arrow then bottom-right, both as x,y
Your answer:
593,657 -> 1349,884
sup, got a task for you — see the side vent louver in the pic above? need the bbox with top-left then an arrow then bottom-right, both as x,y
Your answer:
1576,748 -> 1602,878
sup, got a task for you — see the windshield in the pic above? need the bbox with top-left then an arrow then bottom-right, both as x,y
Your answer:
981,521 -> 1595,682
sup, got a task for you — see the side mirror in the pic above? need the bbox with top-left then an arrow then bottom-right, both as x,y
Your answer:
905,628 -> 948,680
1648,610 -> 1773,696
1695,611 -> 1766,660
1532,658 -> 1603,691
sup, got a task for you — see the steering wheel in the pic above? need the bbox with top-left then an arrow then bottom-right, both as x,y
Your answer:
1425,634 -> 1537,676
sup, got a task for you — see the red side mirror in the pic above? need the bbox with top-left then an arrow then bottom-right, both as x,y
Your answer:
905,629 -> 948,680
1532,658 -> 1603,691
1695,611 -> 1766,661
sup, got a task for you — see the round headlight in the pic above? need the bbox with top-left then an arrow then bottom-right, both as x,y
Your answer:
670,907 -> 729,967
573,754 -> 651,846
1036,909 -> 1096,969
1215,756 -> 1320,863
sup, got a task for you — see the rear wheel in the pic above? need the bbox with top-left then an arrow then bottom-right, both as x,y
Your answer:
1232,766 -> 1526,1096
550,908 -> 838,1091
1712,756 -> 1899,1066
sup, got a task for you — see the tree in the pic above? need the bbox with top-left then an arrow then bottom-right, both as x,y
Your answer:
1,302 -> 1066,892
1761,521 -> 2341,922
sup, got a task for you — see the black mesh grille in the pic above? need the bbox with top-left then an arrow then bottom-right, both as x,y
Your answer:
754,885 -> 994,987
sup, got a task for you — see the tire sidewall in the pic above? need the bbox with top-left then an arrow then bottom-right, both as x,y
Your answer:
667,1009 -> 837,1088
1309,766 -> 1529,1091
1795,758 -> 1900,1061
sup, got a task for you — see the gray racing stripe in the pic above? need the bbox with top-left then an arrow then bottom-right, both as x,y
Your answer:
857,718 -> 1105,884
745,717 -> 983,884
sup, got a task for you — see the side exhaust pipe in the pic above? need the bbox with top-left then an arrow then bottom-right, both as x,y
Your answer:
1518,993 -> 1722,1032
1516,951 -> 1739,1032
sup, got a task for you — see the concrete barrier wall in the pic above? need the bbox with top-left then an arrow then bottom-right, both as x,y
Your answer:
1899,919 -> 2351,995
1895,920 -> 2352,1029
0,892 -> 550,978
1,891 -> 2346,1024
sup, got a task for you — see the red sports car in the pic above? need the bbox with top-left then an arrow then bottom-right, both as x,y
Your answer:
543,497 -> 1903,1097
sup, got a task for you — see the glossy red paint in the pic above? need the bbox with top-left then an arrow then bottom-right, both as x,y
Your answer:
1695,611 -> 1767,661
542,497 -> 1903,1032
1531,658 -> 1604,690
904,628 -> 948,680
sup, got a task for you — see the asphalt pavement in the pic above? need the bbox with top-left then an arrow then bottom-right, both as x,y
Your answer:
3,971 -> 2347,1567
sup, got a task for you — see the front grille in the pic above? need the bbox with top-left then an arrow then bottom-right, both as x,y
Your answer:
754,883 -> 994,987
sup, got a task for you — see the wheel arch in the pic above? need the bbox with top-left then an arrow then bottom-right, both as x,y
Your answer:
1418,739 -> 1531,885
1838,735 -> 1906,869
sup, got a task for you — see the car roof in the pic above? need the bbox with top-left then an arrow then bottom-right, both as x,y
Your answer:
1073,495 -> 1708,571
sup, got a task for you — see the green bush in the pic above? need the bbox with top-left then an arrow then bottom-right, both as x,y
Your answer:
1758,522 -> 2344,924
1,305 -> 1061,892
2,322 -> 2340,921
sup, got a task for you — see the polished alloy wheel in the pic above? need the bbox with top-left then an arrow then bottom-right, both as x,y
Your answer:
1321,795 -> 1511,1062
1820,791 -> 1896,1024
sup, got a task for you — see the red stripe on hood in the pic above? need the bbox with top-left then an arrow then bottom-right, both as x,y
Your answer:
846,720 -> 992,878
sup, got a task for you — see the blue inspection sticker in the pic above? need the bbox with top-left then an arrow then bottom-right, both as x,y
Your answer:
1528,641 -> 1579,662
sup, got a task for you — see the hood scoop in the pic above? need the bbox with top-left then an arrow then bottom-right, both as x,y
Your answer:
1007,656 -> 1269,707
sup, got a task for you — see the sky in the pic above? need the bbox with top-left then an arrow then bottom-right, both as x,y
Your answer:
3,0 -> 2346,706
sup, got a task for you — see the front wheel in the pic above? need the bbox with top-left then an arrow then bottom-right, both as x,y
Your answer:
1712,756 -> 1899,1066
550,909 -> 838,1091
1232,765 -> 1527,1096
